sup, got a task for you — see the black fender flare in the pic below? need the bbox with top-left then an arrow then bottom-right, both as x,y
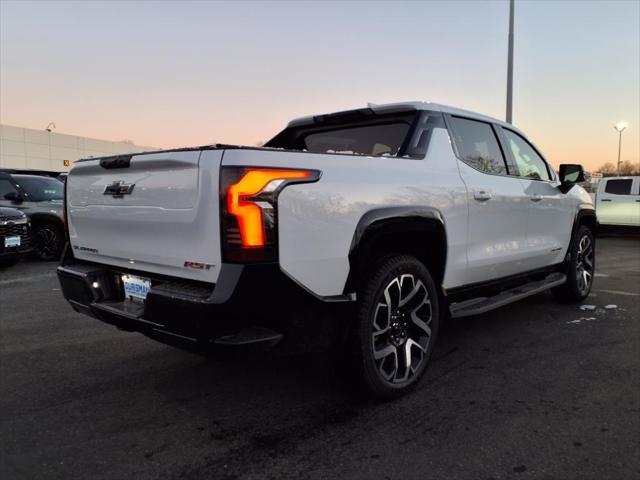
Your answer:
344,206 -> 447,294
563,206 -> 597,264
28,212 -> 64,230
571,206 -> 597,238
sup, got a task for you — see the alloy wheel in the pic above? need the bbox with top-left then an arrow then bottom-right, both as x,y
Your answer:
34,226 -> 60,260
371,273 -> 433,384
575,234 -> 594,296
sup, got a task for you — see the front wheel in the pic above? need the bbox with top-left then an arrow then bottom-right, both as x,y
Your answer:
553,225 -> 595,302
348,255 -> 440,399
32,223 -> 64,261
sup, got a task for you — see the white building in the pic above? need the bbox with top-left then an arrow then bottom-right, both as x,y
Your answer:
0,124 -> 156,172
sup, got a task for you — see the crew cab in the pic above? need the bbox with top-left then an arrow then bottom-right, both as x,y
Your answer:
57,102 -> 596,398
593,176 -> 640,227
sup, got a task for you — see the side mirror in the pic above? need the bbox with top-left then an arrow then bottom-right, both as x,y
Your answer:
3,191 -> 23,203
558,164 -> 585,193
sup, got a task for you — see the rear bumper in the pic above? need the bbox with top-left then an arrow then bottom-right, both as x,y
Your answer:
0,246 -> 33,257
57,246 -> 349,353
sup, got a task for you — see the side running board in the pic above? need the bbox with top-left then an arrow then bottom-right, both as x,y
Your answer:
449,272 -> 567,318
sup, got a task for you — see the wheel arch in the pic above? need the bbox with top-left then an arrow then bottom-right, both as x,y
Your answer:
344,207 -> 448,295
573,207 -> 597,238
28,212 -> 64,230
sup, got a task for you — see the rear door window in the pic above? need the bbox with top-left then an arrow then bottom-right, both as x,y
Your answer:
604,179 -> 633,195
448,116 -> 508,175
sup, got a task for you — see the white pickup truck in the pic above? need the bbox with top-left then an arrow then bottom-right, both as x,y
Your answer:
58,102 -> 596,398
592,176 -> 640,227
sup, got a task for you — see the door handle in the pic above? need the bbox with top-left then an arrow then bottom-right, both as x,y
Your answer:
530,194 -> 543,202
601,199 -> 612,202
473,191 -> 492,202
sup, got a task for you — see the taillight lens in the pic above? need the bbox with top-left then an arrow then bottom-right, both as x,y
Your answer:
220,167 -> 320,263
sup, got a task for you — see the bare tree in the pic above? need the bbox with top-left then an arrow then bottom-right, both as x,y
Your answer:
620,161 -> 640,176
597,162 -> 616,175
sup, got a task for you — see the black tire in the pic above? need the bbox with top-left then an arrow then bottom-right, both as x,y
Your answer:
348,254 -> 440,400
32,223 -> 64,261
552,225 -> 595,303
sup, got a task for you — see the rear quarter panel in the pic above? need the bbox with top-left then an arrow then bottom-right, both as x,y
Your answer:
221,129 -> 468,297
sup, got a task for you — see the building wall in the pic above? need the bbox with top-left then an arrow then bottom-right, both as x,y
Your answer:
0,124 -> 156,172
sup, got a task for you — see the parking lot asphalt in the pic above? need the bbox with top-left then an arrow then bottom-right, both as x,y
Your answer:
1,235 -> 639,480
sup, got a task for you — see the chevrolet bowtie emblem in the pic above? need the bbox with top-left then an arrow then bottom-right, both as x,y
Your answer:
104,181 -> 135,197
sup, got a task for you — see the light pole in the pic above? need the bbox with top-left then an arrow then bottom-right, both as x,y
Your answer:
614,121 -> 627,176
506,0 -> 514,124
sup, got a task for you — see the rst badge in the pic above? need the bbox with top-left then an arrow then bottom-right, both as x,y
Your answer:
104,180 -> 135,197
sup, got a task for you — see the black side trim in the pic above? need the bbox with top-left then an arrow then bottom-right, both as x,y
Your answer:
446,263 -> 563,303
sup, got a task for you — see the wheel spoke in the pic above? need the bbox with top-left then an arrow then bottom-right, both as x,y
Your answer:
373,302 -> 390,332
411,307 -> 432,337
383,278 -> 401,311
374,345 -> 398,381
399,279 -> 426,310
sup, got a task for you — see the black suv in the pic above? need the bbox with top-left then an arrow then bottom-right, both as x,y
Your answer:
0,207 -> 32,267
0,172 -> 64,260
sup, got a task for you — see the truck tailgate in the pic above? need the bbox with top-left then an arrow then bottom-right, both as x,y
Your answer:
67,149 -> 224,283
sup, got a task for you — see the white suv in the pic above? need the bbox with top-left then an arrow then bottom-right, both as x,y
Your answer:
58,102 -> 596,398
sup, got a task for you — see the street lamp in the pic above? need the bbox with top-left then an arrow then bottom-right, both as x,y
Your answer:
614,121 -> 627,176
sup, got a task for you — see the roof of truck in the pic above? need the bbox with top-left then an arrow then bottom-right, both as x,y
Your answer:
287,101 -> 514,129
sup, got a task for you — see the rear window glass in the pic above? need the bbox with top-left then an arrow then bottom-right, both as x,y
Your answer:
604,179 -> 632,195
303,123 -> 410,156
265,111 -> 417,157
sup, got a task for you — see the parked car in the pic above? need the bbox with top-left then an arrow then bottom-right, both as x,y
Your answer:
0,168 -> 63,178
0,172 -> 65,260
57,102 -> 596,398
593,176 -> 640,227
0,207 -> 32,267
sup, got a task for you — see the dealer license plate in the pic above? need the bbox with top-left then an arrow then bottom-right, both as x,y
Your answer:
122,274 -> 151,302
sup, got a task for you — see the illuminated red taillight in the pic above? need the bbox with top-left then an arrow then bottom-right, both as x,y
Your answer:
220,167 -> 320,262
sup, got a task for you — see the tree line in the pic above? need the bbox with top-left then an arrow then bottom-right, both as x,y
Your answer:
594,161 -> 640,176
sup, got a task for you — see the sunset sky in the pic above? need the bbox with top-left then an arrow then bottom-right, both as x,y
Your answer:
1,0 -> 638,170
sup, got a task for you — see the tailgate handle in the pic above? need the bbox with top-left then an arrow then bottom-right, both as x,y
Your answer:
100,155 -> 132,170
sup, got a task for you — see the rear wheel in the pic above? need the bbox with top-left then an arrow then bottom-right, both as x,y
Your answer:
32,223 -> 64,261
553,225 -> 595,302
348,255 -> 439,399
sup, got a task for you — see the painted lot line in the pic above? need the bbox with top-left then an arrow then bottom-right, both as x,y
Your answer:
594,289 -> 640,297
